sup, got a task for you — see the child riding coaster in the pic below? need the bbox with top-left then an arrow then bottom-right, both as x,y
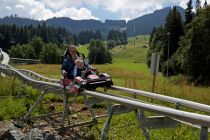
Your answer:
60,45 -> 113,92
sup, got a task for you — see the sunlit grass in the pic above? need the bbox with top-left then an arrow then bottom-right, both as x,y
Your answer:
0,76 -> 21,96
14,64 -> 61,79
77,44 -> 89,57
0,98 -> 26,120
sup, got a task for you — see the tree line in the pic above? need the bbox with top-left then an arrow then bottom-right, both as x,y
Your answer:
0,23 -> 113,64
147,0 -> 210,85
0,20 -> 129,65
8,36 -> 112,64
107,29 -> 127,49
78,30 -> 102,45
0,22 -> 128,49
0,23 -> 76,51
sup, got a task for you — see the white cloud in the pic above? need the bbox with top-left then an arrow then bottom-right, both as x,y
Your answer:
5,6 -> 12,10
179,0 -> 210,11
55,7 -> 99,20
0,0 -> 98,20
179,0 -> 189,8
15,4 -> 25,10
85,0 -> 167,20
41,0 -> 84,9
1,0 -> 210,21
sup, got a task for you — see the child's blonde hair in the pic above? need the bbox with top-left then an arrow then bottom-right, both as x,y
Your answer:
75,57 -> 84,64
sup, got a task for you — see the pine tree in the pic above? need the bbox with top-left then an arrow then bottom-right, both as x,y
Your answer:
185,0 -> 194,24
149,27 -> 156,46
95,30 -> 102,39
179,6 -> 210,84
195,0 -> 201,12
204,0 -> 208,8
162,6 -> 184,76
30,36 -> 44,58
165,7 -> 184,60
88,39 -> 112,64
147,27 -> 166,69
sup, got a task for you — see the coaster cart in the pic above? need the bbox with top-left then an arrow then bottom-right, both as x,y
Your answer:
60,68 -> 113,93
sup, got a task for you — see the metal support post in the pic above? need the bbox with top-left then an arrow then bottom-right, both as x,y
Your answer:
100,104 -> 114,140
200,126 -> 208,140
135,110 -> 150,140
83,94 -> 97,122
23,88 -> 49,120
175,101 -> 181,110
61,91 -> 69,127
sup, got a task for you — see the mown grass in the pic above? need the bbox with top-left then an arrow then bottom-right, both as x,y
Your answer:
77,44 -> 89,57
0,80 -> 45,120
0,76 -> 21,96
2,35 -> 210,139
0,97 -> 26,120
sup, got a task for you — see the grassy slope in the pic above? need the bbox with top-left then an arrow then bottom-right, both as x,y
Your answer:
13,35 -> 210,139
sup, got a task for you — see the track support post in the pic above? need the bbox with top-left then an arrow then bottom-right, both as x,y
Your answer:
23,88 -> 49,121
200,126 -> 208,140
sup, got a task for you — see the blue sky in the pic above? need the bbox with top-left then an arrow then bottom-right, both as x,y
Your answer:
0,0 -> 209,22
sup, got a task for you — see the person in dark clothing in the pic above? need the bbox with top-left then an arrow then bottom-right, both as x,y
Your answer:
61,44 -> 78,79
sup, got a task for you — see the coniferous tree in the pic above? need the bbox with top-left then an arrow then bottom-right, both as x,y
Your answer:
160,6 -> 184,76
179,5 -> 210,84
196,0 -> 201,11
147,27 -> 166,69
204,0 -> 208,8
30,36 -> 44,58
149,27 -> 156,46
78,30 -> 102,45
95,30 -> 102,40
185,0 -> 194,24
107,29 -> 127,46
0,23 -> 75,50
107,40 -> 115,49
122,30 -> 127,44
88,39 -> 112,64
40,43 -> 61,64
164,7 -> 184,61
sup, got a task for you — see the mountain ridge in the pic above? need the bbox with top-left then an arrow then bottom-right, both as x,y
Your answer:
0,6 -> 185,37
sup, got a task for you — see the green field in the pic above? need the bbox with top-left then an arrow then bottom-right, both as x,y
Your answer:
1,35 -> 210,139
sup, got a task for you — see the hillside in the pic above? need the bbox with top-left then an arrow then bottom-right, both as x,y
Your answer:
0,7 -> 185,36
127,6 -> 185,36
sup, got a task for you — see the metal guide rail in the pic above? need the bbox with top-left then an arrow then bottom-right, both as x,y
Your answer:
18,69 -> 60,84
0,49 -> 210,140
10,57 -> 40,64
4,60 -> 209,115
13,64 -> 210,114
111,86 -> 210,113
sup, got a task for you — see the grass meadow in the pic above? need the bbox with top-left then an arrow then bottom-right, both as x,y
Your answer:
1,35 -> 210,139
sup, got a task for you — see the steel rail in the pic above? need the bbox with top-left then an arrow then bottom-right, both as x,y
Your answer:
82,90 -> 210,128
11,66 -> 210,115
111,86 -> 210,113
18,69 -> 60,84
1,51 -> 9,64
10,57 -> 40,63
0,65 -> 61,91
